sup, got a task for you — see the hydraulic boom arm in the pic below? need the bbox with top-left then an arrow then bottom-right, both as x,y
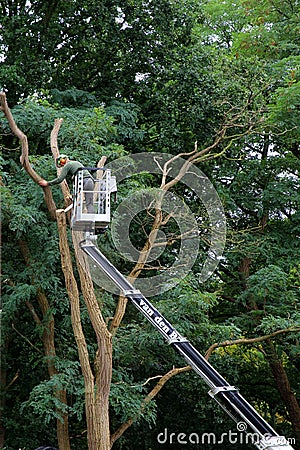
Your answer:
80,239 -> 295,450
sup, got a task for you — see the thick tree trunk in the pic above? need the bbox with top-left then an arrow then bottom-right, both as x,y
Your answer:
57,210 -> 112,450
73,231 -> 112,450
56,210 -> 97,448
0,97 -> 71,447
1,91 -> 113,449
49,114 -> 112,449
264,340 -> 300,441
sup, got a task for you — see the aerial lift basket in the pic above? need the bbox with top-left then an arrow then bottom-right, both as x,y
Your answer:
71,167 -> 116,232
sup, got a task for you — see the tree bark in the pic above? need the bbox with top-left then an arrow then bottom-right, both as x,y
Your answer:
56,210 -> 99,449
47,115 -> 112,449
50,118 -> 72,205
19,239 -> 70,450
2,91 -> 112,449
0,94 -> 71,449
0,92 -> 57,218
264,340 -> 300,442
72,231 -> 112,450
70,154 -> 112,449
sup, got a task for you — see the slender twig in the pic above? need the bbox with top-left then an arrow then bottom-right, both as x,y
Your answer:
12,323 -> 43,354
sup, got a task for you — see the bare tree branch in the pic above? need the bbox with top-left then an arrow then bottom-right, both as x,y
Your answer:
0,91 -> 57,218
110,103 -> 263,337
205,327 -> 300,360
12,324 -> 43,354
110,365 -> 191,447
49,117 -> 72,204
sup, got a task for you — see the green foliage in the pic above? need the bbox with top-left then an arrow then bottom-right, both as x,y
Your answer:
49,88 -> 99,108
21,378 -> 69,424
238,265 -> 298,312
268,81 -> 300,143
110,368 -> 157,425
105,101 -> 145,145
0,98 -> 127,162
0,0 -> 200,106
21,360 -> 85,424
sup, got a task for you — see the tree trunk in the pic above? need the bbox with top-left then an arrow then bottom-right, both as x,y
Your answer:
0,96 -> 71,447
72,231 -> 112,450
57,210 -> 112,450
38,287 -> 70,450
1,90 -> 113,449
19,239 -> 70,450
264,340 -> 300,441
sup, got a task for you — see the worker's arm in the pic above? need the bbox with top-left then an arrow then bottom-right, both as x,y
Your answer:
39,164 -> 70,187
48,164 -> 70,185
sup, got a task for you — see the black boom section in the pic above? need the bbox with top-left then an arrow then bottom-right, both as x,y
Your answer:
80,240 -> 294,450
173,341 -> 275,436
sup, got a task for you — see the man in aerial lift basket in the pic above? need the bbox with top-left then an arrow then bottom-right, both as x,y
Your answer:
38,154 -> 95,213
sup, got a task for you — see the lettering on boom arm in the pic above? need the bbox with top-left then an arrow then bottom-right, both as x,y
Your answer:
128,296 -> 187,344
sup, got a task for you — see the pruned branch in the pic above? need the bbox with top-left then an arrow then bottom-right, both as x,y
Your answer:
0,91 -> 57,218
49,117 -> 73,206
0,92 -> 33,176
50,117 -> 63,157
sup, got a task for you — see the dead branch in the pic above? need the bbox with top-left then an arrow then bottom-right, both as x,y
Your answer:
110,99 -> 263,336
5,369 -> 20,391
131,375 -> 164,388
157,142 -> 198,188
0,93 -> 33,176
150,228 -> 200,248
49,117 -> 73,206
110,365 -> 191,447
50,118 -> 63,158
110,326 -> 300,444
